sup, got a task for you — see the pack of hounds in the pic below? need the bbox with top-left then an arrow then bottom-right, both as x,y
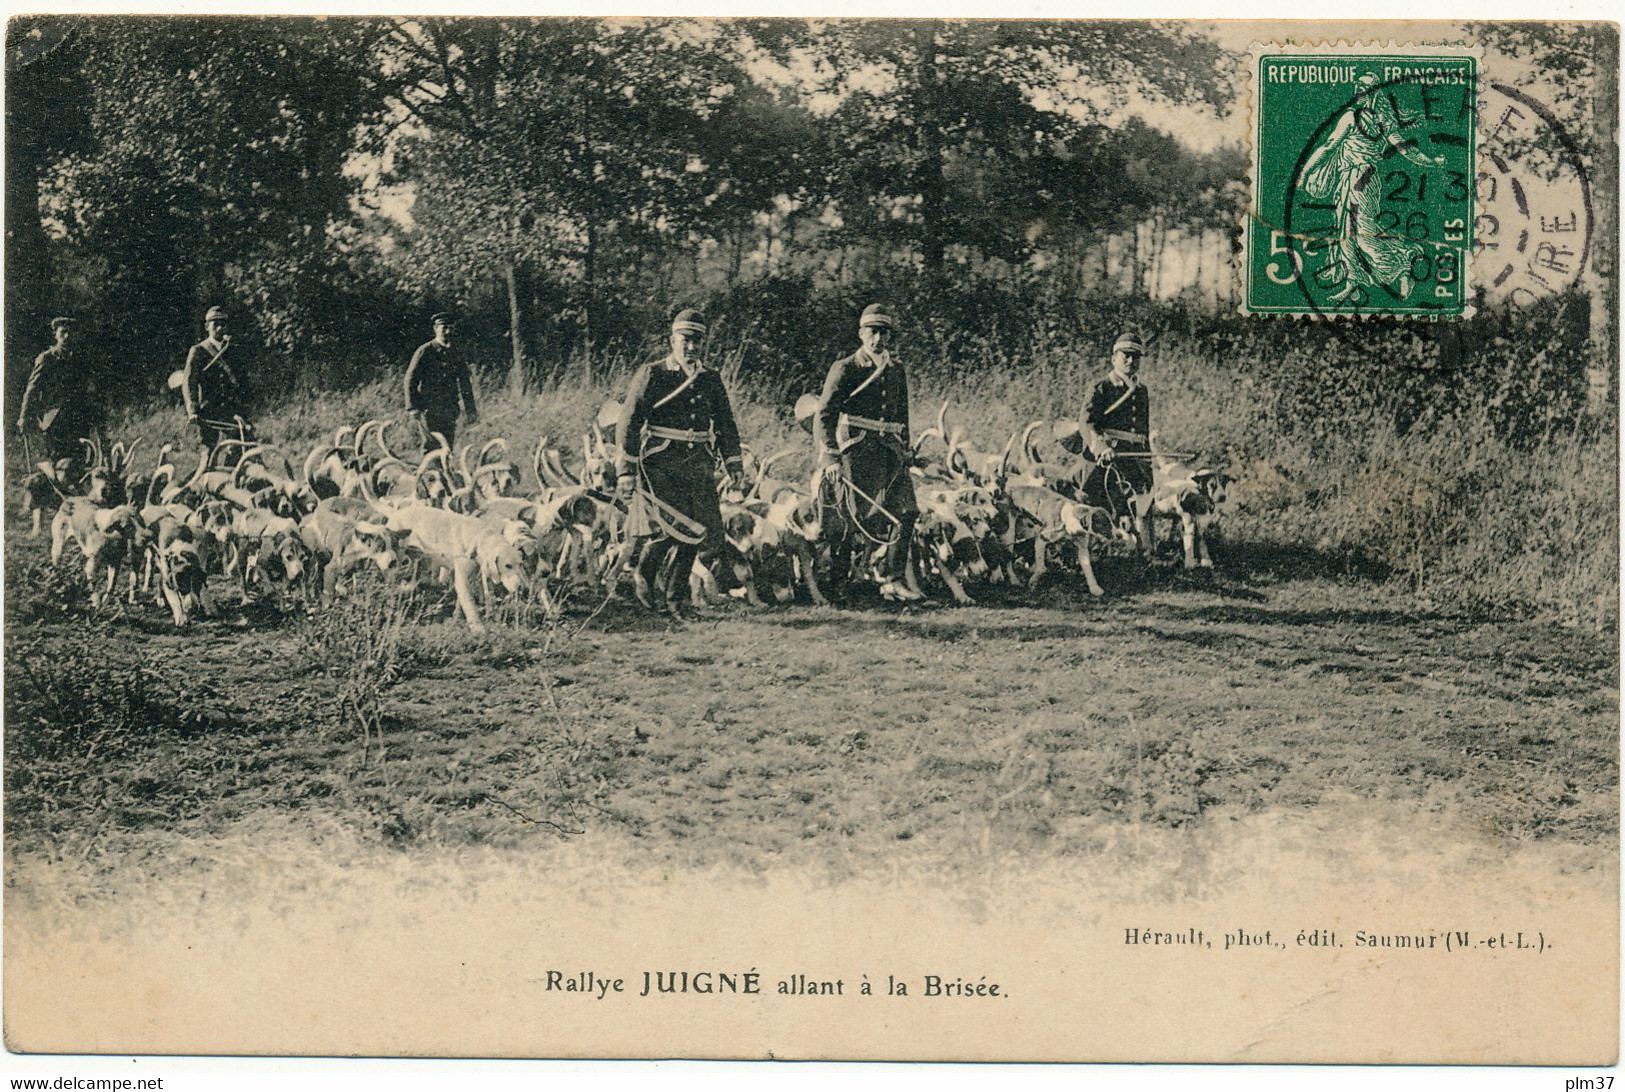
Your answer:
22,404 -> 1232,633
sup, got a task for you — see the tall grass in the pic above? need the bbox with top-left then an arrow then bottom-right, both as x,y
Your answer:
294,568 -> 422,764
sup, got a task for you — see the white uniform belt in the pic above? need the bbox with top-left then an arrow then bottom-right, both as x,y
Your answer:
647,425 -> 713,444
839,413 -> 904,436
1103,429 -> 1147,443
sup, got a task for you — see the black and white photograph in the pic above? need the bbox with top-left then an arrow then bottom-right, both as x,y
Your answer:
2,9 -> 1618,1073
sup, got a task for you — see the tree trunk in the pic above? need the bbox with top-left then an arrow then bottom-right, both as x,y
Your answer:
506,263 -> 522,395
505,261 -> 531,398
914,21 -> 947,279
583,217 -> 596,387
1144,218 -> 1155,297
1191,228 -> 1204,306
1154,212 -> 1168,298
728,212 -> 746,288
1137,219 -> 1150,295
1588,25 -> 1619,415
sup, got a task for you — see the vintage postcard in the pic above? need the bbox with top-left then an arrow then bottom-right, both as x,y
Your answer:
2,12 -> 1617,1070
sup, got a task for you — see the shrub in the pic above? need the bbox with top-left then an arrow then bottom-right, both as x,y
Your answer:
4,623 -> 233,840
294,568 -> 422,760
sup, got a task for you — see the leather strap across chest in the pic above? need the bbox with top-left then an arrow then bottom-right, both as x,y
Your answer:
651,366 -> 702,410
1102,381 -> 1139,420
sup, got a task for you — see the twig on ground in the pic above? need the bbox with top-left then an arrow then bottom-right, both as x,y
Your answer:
485,793 -> 584,835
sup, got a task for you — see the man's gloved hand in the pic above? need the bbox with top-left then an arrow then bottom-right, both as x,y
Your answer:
724,460 -> 746,493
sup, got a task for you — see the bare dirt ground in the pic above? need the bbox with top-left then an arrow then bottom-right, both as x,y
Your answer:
5,519 -> 1616,899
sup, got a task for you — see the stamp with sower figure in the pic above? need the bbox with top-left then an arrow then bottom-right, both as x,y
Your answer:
1245,46 -> 1478,318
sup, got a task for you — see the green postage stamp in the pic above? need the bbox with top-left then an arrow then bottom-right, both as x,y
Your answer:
1245,46 -> 1478,318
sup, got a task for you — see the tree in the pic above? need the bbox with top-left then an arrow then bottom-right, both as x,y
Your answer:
5,18 -> 94,415
368,18 -> 802,389
1471,22 -> 1618,413
765,19 -> 1231,279
33,16 -> 388,389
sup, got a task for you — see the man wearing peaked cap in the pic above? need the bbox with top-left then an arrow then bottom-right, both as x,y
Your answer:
670,308 -> 707,336
405,311 -> 478,452
815,303 -> 922,603
17,316 -> 101,475
182,304 -> 256,456
859,303 -> 892,327
1081,329 -> 1153,554
616,308 -> 746,616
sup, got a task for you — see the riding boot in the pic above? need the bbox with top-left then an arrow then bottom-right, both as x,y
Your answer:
667,541 -> 702,614
887,514 -> 924,598
827,537 -> 852,602
884,513 -> 914,578
634,538 -> 667,611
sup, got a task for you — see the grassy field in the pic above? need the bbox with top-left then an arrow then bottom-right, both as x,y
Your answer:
5,521 -> 1616,891
4,343 -> 1618,915
5,357 -> 1617,1062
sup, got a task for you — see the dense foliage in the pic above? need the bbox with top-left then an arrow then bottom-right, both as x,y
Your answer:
7,16 -> 1250,397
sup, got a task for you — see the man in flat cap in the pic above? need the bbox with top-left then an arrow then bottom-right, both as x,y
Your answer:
616,308 -> 745,616
1081,330 -> 1153,554
405,311 -> 478,452
182,305 -> 256,454
17,316 -> 101,477
816,303 -> 922,603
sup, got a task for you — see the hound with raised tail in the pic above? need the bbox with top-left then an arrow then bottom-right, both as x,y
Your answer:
1143,451 -> 1233,570
50,497 -> 142,609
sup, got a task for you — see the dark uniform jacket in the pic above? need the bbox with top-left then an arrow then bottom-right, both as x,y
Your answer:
182,337 -> 253,424
1083,373 -> 1152,498
617,359 -> 742,472
18,345 -> 97,439
816,346 -> 918,562
816,348 -> 911,455
1084,373 -> 1150,448
404,340 -> 476,428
